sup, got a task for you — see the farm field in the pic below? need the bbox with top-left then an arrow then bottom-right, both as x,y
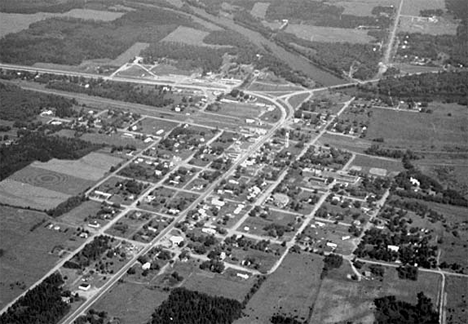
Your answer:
31,151 -> 123,181
310,262 -> 441,323
285,24 -> 375,44
0,206 -> 80,309
400,0 -> 445,16
0,9 -> 124,37
235,253 -> 323,324
331,0 -> 399,16
93,280 -> 169,324
445,276 -> 468,324
8,166 -> 94,195
250,2 -> 270,19
0,179 -> 71,210
366,106 -> 468,151
398,15 -> 458,35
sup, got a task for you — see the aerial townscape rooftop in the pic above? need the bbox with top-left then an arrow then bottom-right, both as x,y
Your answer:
0,0 -> 467,324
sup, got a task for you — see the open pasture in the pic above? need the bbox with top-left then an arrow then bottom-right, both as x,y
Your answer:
445,276 -> 468,324
311,263 -> 441,323
9,166 -> 94,196
398,15 -> 458,35
351,154 -> 404,175
285,24 -> 375,44
366,106 -> 468,151
250,2 -> 270,19
109,42 -> 150,66
236,253 -> 323,324
0,206 -> 78,309
0,179 -> 70,210
161,26 -> 229,48
331,0 -> 399,17
401,0 -> 445,16
0,9 -> 124,37
94,280 -> 169,324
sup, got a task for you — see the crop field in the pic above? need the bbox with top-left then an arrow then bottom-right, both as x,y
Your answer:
0,9 -> 124,37
350,154 -> 404,176
445,276 -> 468,324
9,166 -> 94,195
366,107 -> 468,151
0,179 -> 71,210
236,253 -> 323,324
285,24 -> 375,44
109,42 -> 150,66
0,206 -> 79,309
94,280 -> 169,324
401,0 -> 445,16
332,0 -> 399,16
310,262 -> 441,323
250,2 -> 270,19
31,151 -> 123,181
398,15 -> 458,35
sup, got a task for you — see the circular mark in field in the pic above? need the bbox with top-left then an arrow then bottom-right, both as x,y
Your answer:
20,171 -> 69,189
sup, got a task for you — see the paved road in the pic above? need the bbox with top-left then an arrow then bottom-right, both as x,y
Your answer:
379,0 -> 405,75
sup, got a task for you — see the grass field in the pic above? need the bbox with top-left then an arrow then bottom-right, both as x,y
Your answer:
332,0 -> 399,16
137,117 -> 179,135
109,42 -> 150,66
9,166 -> 94,195
310,262 -> 441,323
285,24 -> 375,43
0,206 -> 79,309
250,2 -> 270,19
57,200 -> 102,226
0,9 -> 124,37
31,151 -> 122,181
401,0 -> 445,16
398,15 -> 458,35
366,106 -> 468,151
319,133 -> 372,154
94,279 -> 169,324
351,154 -> 404,175
161,26 -> 229,48
235,253 -> 323,324
287,92 -> 310,109
0,179 -> 71,210
445,276 -> 468,324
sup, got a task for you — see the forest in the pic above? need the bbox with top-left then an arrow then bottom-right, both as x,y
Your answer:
0,273 -> 70,324
148,288 -> 243,324
0,132 -> 101,181
358,71 -> 468,105
0,7 -> 196,65
373,292 -> 439,323
0,82 -> 76,122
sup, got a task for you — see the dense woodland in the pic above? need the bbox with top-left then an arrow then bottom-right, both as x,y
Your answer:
0,8 -> 197,65
358,71 -> 468,105
0,82 -> 76,121
148,288 -> 243,324
0,133 -> 101,181
373,292 -> 439,324
64,235 -> 112,269
0,273 -> 71,324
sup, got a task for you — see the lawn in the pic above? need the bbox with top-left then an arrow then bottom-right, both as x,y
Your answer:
366,105 -> 468,151
285,24 -> 375,44
0,206 -> 80,309
310,261 -> 441,323
235,253 -> 324,324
